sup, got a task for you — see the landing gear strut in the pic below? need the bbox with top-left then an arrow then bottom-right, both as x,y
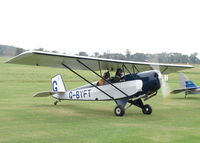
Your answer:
113,98 -> 153,116
114,98 -> 128,116
128,99 -> 153,115
185,91 -> 188,98
54,99 -> 61,105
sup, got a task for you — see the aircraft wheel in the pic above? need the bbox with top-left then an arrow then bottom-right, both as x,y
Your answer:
54,101 -> 58,105
114,105 -> 125,116
184,92 -> 188,98
142,104 -> 152,115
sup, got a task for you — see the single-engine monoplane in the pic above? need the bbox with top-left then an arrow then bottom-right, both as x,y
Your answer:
7,51 -> 193,116
171,73 -> 200,98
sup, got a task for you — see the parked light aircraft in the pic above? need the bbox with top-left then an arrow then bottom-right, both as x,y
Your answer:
7,51 -> 193,116
171,73 -> 200,98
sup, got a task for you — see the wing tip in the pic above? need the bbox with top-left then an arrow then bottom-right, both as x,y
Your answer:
5,51 -> 34,64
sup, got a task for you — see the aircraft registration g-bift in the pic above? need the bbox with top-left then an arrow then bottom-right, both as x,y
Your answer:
6,51 -> 193,116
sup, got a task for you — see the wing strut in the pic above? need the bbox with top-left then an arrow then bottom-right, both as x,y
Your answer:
123,64 -> 136,79
62,63 -> 117,104
132,65 -> 140,73
161,66 -> 168,74
77,59 -> 129,98
123,64 -> 134,75
98,61 -> 102,76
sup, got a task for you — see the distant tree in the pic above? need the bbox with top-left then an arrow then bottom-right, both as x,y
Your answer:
93,52 -> 100,57
52,50 -> 59,53
0,45 -> 25,56
34,48 -> 44,51
131,53 -> 147,62
189,52 -> 200,64
181,55 -> 189,63
15,48 -> 25,55
102,52 -> 111,59
78,51 -> 88,56
147,54 -> 160,63
101,53 -> 125,60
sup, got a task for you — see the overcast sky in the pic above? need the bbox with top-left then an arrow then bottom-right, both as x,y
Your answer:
0,0 -> 200,56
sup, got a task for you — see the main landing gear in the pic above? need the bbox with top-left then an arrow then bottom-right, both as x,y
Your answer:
114,105 -> 125,116
142,104 -> 152,115
114,99 -> 152,116
184,91 -> 188,98
54,99 -> 61,105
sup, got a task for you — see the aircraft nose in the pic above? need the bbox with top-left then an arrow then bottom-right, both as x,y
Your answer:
154,70 -> 162,80
154,71 -> 162,87
135,70 -> 161,95
153,71 -> 161,91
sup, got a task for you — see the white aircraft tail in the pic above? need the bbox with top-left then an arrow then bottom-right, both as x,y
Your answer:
179,73 -> 188,88
34,74 -> 66,97
51,74 -> 66,92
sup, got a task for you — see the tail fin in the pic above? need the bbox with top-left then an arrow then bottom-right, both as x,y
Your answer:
179,73 -> 197,88
185,81 -> 197,88
52,74 -> 66,92
179,73 -> 188,88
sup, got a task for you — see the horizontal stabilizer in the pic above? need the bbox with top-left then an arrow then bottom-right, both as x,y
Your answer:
171,87 -> 196,94
34,91 -> 65,97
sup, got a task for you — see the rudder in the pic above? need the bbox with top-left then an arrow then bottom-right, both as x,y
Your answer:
52,74 -> 66,92
179,73 -> 197,88
185,81 -> 197,88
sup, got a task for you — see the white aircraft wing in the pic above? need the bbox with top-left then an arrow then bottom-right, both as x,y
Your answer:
6,51 -> 193,74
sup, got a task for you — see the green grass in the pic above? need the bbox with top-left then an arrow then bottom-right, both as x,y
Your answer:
0,57 -> 200,143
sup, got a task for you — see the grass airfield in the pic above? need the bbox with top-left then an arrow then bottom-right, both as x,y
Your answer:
0,57 -> 200,143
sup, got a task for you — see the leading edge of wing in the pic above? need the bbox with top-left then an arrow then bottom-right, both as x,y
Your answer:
171,87 -> 197,94
34,91 -> 65,97
6,50 -> 193,69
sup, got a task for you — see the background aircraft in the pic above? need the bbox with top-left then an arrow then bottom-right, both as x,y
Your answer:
6,51 -> 193,116
171,73 -> 200,98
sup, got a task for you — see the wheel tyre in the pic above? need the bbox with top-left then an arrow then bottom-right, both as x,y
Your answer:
54,101 -> 58,105
114,105 -> 125,116
142,104 -> 152,115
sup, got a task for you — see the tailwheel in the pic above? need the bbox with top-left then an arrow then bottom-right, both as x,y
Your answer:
114,105 -> 125,116
142,104 -> 152,115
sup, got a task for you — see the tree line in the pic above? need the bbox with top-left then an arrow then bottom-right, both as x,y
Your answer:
0,45 -> 199,64
0,45 -> 25,56
78,50 -> 200,64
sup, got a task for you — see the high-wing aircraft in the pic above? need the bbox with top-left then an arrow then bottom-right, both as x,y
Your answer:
6,51 -> 193,116
171,73 -> 200,98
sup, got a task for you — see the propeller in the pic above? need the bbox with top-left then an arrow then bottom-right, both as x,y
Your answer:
160,74 -> 171,98
150,56 -> 171,98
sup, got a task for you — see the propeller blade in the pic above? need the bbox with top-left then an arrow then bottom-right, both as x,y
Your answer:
149,56 -> 171,98
160,76 -> 171,98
